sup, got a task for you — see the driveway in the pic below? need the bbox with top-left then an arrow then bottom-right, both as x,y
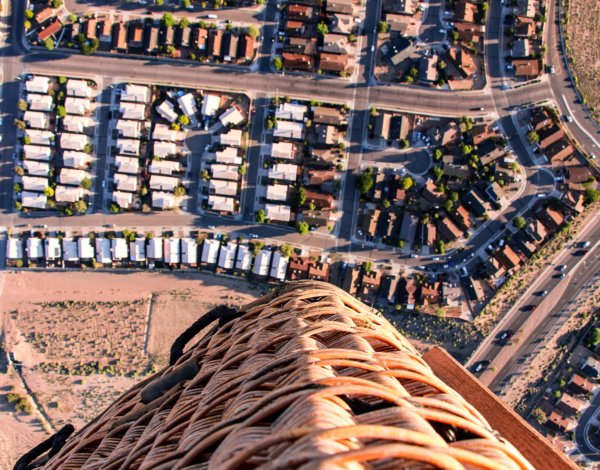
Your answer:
418,0 -> 445,44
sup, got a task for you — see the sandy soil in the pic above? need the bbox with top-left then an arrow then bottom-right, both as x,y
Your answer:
0,271 -> 260,469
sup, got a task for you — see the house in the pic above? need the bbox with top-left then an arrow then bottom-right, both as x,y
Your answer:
463,276 -> 484,301
556,393 -> 586,415
21,191 -> 47,209
306,169 -> 335,186
513,59 -> 541,79
397,278 -> 419,309
566,166 -> 591,185
61,133 -> 89,151
115,120 -> 142,139
276,102 -> 307,122
302,210 -> 331,228
63,115 -> 90,133
362,209 -> 381,237
326,0 -> 354,14
455,22 -> 486,47
581,356 -> 600,379
285,20 -> 305,36
450,204 -> 472,231
275,120 -> 305,140
114,173 -> 138,192
428,122 -> 461,146
200,238 -> 220,266
58,168 -> 85,186
115,156 -> 139,175
152,191 -> 175,209
147,238 -> 163,262
44,238 -> 61,261
25,129 -> 53,146
475,139 -> 502,165
116,138 -> 140,156
445,48 -> 477,78
343,267 -> 362,295
361,270 -> 382,299
120,84 -> 150,104
266,184 -> 288,202
378,274 -> 400,304
308,261 -> 329,281
284,37 -> 317,55
130,238 -> 146,264
322,34 -> 349,55
111,238 -> 128,261
209,179 -> 238,197
529,110 -> 552,131
526,219 -> 548,243
153,123 -> 178,142
567,373 -> 593,395
27,94 -> 53,112
234,245 -> 252,274
65,97 -> 90,115
156,100 -> 178,123
112,22 -> 127,51
386,14 -> 419,36
453,1 -> 478,22
149,159 -> 180,175
163,238 -> 181,265
442,160 -> 470,179
513,39 -> 530,58
519,0 -> 536,18
208,195 -> 235,212
27,237 -> 44,260
313,107 -> 345,127
181,239 -> 198,267
495,245 -> 521,271
219,105 -> 245,127
319,53 -> 349,72
99,19 -> 113,42
270,252 -> 290,281
113,191 -> 133,209
282,53 -> 312,70
438,217 -> 463,242
128,21 -> 144,46
537,124 -> 564,149
201,94 -> 221,117
484,256 -> 506,281
304,190 -> 333,209
152,141 -> 177,158
423,223 -> 437,246
240,35 -> 255,61
35,7 -> 55,24
150,175 -> 179,192
119,102 -> 146,121
22,147 -> 51,164
22,176 -> 49,192
217,243 -> 237,271
63,151 -> 89,169
383,0 -> 417,15
222,32 -> 240,61
67,79 -> 92,98
289,256 -> 310,280
55,186 -> 83,203
399,214 -> 419,246
269,163 -> 299,182
374,113 -> 392,141
421,282 -> 442,306
270,142 -> 294,161
23,111 -> 48,129
288,4 -> 314,20
329,14 -> 354,34
421,180 -> 447,207
462,188 -> 489,217
537,206 -> 564,232
466,125 -> 492,146
265,204 -> 292,222
177,93 -> 198,117
389,115 -> 409,141
62,238 -> 79,264
37,18 -> 63,42
253,249 -> 272,279
543,139 -> 573,164
220,129 -> 242,147
211,164 -> 240,181
562,191 -> 585,214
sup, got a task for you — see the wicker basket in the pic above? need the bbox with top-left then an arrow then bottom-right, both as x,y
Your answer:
25,280 -> 533,470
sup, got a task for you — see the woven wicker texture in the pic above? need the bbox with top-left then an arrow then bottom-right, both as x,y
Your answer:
38,280 -> 533,470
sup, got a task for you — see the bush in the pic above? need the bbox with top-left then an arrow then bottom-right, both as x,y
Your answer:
16,259 -> 23,268
17,99 -> 28,111
75,200 -> 87,213
363,261 -> 373,272
81,178 -> 92,190
399,139 -> 409,149
43,38 -> 54,50
317,22 -> 329,36
255,209 -> 266,223
272,57 -> 283,70
56,105 -> 67,118
297,221 -> 309,235
25,10 -> 33,19
178,115 -> 190,125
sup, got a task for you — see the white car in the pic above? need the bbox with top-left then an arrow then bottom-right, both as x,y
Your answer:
371,45 -> 375,52
358,230 -> 363,236
249,234 -> 259,239
208,225 -> 215,229
101,181 -> 106,188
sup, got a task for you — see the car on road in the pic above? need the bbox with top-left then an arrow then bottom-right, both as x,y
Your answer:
590,153 -> 596,159
540,290 -> 548,296
208,225 -> 215,229
558,265 -> 567,271
583,241 -> 591,248
410,254 -> 418,258
565,115 -> 573,123
474,361 -> 488,372
342,262 -> 347,269
249,234 -> 259,238
12,153 -> 16,160
500,331 -> 512,341
371,45 -> 375,52
358,230 -> 363,236
101,181 -> 106,188
460,266 -> 468,276
558,273 -> 566,279
550,66 -> 555,74
443,264 -> 448,269
506,64 -> 514,70
529,305 -> 537,311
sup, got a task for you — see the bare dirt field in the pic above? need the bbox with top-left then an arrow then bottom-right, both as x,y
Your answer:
0,271 -> 261,470
563,0 -> 600,123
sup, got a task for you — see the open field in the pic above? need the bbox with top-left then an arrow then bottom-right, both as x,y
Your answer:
563,0 -> 600,123
0,271 -> 260,470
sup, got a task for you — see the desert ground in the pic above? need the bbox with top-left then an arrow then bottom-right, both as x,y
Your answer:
0,271 -> 261,470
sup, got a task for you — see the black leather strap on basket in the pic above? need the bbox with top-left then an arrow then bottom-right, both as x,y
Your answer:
169,305 -> 240,366
14,424 -> 74,470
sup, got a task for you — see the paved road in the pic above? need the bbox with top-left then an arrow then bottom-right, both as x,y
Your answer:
575,390 -> 600,461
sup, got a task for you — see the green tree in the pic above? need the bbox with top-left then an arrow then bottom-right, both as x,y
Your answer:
436,239 -> 445,254
434,149 -> 443,160
449,191 -> 459,203
280,244 -> 294,258
399,139 -> 409,149
512,215 -> 526,230
308,203 -> 316,211
377,21 -> 388,33
161,12 -> 175,27
336,163 -> 343,171
272,57 -> 283,70
14,166 -> 24,176
13,119 -> 26,130
432,166 -> 443,184
255,209 -> 266,223
56,105 -> 67,118
355,172 -> 374,195
174,185 -> 186,197
247,24 -> 260,39
382,199 -> 390,208
75,199 -> 88,213
435,307 -> 445,318
44,187 -> 54,197
297,221 -> 309,234
553,389 -> 562,399
317,22 -> 329,36
156,0 -> 164,4
250,241 -> 264,257
15,201 -> 22,211
531,408 -> 546,425
23,136 -> 31,145
178,114 -> 190,125
296,187 -> 306,206
81,178 -> 92,190
238,166 -> 246,175
459,143 -> 473,155
400,176 -> 413,190
443,199 -> 453,212
526,131 -> 539,144
52,0 -> 62,7
43,38 -> 54,50
25,10 -> 34,19
363,261 -> 373,272
179,17 -> 190,29
109,203 -> 119,213
584,187 -> 600,205
201,169 -> 210,181
403,76 -> 414,84
450,30 -> 458,42
17,99 -> 27,111
589,327 -> 600,346
14,183 -> 22,192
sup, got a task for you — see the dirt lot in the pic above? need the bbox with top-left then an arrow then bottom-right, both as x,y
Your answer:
0,271 -> 260,470
563,0 -> 600,124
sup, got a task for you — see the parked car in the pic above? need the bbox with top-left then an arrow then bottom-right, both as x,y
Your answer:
249,233 -> 259,239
